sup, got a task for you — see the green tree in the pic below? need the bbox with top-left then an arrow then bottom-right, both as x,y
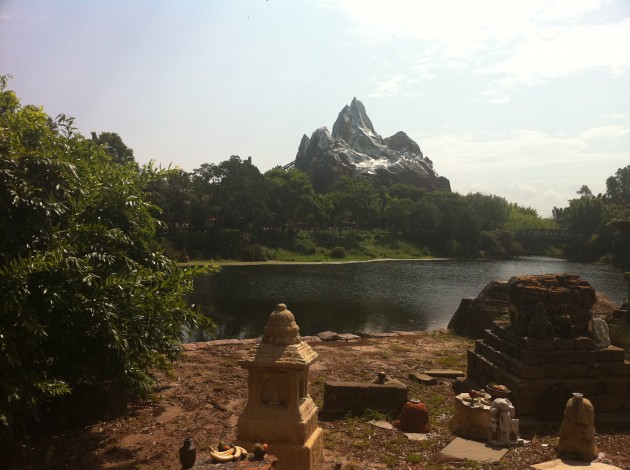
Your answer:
212,156 -> 270,232
265,167 -> 322,229
0,78 -> 212,436
326,176 -> 383,228
606,165 -> 630,204
465,193 -> 510,231
90,131 -> 136,165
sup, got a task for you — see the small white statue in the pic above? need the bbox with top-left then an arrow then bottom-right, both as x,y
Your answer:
591,317 -> 611,349
489,398 -> 523,446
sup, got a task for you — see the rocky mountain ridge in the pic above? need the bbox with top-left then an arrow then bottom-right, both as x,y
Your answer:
294,98 -> 450,193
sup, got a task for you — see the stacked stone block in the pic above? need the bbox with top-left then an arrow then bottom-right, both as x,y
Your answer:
467,322 -> 630,421
508,274 -> 596,336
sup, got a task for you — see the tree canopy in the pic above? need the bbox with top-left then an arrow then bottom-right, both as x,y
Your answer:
0,77 -> 212,436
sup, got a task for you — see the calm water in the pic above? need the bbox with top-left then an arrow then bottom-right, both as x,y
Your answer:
187,258 -> 628,341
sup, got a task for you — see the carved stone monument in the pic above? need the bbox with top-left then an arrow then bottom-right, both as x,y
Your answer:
466,274 -> 630,425
556,393 -> 598,461
237,304 -> 323,470
489,398 -> 522,446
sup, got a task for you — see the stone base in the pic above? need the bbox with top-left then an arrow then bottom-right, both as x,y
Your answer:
466,324 -> 630,427
240,427 -> 323,470
321,380 -> 408,418
448,393 -> 491,441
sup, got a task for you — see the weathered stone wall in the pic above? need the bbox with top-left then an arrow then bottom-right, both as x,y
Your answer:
448,280 -> 508,339
467,322 -> 630,426
508,274 -> 596,337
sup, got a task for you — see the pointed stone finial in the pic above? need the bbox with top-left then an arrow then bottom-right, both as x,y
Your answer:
262,303 -> 301,345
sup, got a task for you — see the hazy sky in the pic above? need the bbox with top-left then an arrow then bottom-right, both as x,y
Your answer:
1,0 -> 629,216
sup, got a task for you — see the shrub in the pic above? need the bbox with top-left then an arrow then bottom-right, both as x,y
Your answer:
329,246 -> 347,259
0,77 -> 215,437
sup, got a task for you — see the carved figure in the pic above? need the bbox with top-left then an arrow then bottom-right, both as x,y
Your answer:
527,302 -> 554,339
489,398 -> 520,446
590,317 -> 611,349
556,393 -> 598,461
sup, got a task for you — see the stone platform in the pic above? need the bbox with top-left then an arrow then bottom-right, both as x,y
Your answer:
467,322 -> 630,426
191,453 -> 277,469
320,379 -> 408,419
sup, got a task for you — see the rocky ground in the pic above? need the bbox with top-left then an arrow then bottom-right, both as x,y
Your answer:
3,331 -> 630,470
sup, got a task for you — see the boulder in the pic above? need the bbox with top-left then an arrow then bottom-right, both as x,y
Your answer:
447,280 -> 509,339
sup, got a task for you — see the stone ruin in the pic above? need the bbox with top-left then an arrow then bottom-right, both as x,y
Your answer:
237,304 -> 323,470
466,274 -> 630,427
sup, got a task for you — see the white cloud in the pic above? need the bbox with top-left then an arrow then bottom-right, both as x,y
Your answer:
487,20 -> 630,86
416,123 -> 630,215
333,0 -> 630,98
369,74 -> 422,97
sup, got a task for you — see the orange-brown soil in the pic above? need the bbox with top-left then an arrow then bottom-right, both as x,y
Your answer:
3,331 -> 630,469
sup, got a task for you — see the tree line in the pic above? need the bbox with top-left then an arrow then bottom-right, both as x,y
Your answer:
149,155 -> 558,261
552,168 -> 630,265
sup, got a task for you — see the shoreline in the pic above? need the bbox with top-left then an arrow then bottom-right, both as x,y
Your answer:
181,257 -> 450,267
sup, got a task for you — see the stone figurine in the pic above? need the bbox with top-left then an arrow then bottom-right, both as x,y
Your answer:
527,302 -> 554,339
556,393 -> 598,461
489,398 -> 522,446
590,317 -> 611,349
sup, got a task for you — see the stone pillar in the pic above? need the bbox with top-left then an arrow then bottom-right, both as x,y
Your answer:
237,304 -> 323,470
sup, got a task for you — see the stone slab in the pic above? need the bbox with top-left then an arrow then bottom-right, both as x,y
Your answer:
301,335 -> 322,343
408,372 -> 437,385
439,437 -> 508,463
321,380 -> 408,418
317,331 -> 339,341
337,333 -> 361,341
404,432 -> 429,441
368,420 -> 394,430
425,369 -> 465,378
531,458 -> 622,469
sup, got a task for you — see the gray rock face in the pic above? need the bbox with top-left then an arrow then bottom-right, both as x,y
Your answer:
295,98 -> 451,193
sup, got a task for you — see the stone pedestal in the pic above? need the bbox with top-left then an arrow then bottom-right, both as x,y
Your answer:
237,304 -> 323,470
321,379 -> 408,418
467,322 -> 630,425
449,393 -> 492,441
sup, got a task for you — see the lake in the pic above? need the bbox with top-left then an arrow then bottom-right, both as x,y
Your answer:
187,257 -> 628,341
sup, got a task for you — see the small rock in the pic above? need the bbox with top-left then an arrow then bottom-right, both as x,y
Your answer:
317,331 -> 340,341
368,420 -> 394,430
408,372 -> 437,385
337,333 -> 361,341
301,335 -> 323,343
404,433 -> 429,441
353,331 -> 375,338
425,369 -> 464,378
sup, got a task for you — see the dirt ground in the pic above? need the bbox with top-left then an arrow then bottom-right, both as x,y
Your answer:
3,331 -> 630,470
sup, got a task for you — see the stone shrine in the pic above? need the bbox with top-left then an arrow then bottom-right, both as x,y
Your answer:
556,393 -> 598,461
237,304 -> 323,470
466,274 -> 630,426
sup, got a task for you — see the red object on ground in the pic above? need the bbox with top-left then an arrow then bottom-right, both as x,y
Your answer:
394,399 -> 430,433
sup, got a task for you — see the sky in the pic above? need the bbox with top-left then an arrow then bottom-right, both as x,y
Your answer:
1,0 -> 629,217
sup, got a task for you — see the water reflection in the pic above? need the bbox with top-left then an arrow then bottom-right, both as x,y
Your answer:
187,258 -> 627,341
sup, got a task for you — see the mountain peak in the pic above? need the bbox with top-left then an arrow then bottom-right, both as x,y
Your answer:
331,98 -> 379,145
295,99 -> 450,193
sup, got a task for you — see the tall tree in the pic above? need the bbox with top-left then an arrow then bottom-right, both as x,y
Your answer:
90,131 -> 136,165
0,77 -> 211,436
265,167 -> 321,229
